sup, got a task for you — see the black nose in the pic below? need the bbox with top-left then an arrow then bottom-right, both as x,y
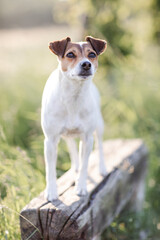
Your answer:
81,61 -> 91,71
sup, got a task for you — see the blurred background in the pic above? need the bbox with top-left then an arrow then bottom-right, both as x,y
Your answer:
0,0 -> 160,239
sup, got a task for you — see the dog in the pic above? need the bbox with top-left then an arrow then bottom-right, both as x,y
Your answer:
41,36 -> 107,201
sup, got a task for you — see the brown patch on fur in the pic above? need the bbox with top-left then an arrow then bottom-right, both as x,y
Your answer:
85,36 -> 107,55
49,37 -> 71,57
83,43 -> 98,69
60,42 -> 98,72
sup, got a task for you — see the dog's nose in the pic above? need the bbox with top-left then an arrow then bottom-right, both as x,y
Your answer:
81,61 -> 91,71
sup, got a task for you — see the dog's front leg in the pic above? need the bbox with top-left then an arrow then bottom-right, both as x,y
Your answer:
76,135 -> 93,196
66,138 -> 79,172
44,137 -> 59,201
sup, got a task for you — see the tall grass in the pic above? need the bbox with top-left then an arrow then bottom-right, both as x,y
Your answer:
0,27 -> 160,239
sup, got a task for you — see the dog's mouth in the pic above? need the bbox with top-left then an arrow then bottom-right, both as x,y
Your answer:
78,71 -> 92,78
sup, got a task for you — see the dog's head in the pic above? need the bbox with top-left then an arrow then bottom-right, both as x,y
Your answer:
49,36 -> 107,81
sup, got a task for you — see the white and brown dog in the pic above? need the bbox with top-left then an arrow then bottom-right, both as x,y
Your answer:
41,36 -> 107,201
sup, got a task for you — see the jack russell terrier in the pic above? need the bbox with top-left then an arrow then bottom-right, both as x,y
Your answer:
41,36 -> 107,201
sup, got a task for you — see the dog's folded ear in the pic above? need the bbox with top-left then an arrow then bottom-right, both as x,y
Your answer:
49,37 -> 71,57
85,36 -> 107,55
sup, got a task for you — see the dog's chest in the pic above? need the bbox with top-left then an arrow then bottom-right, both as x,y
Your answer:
42,74 -> 98,137
59,94 -> 96,137
61,103 -> 89,136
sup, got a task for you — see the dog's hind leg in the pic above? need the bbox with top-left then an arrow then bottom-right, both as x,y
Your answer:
95,115 -> 107,177
66,138 -> 79,172
76,134 -> 94,196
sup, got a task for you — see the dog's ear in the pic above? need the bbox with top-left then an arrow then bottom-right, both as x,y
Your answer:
85,36 -> 107,55
49,37 -> 71,57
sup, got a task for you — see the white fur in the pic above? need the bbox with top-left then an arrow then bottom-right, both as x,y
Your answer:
41,47 -> 106,201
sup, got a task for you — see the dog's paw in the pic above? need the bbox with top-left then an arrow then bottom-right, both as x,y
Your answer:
99,164 -> 108,177
76,185 -> 88,196
45,187 -> 58,201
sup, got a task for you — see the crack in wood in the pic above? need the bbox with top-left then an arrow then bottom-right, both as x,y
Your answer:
37,201 -> 50,240
37,208 -> 44,240
90,209 -> 94,238
45,208 -> 50,240
49,208 -> 56,229
56,203 -> 82,239
59,181 -> 75,196
73,170 -> 117,222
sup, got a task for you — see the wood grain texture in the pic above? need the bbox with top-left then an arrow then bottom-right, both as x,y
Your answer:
20,139 -> 148,240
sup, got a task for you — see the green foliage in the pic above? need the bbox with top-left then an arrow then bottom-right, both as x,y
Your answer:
95,47 -> 160,238
53,0 -> 153,66
102,210 -> 160,240
86,0 -> 153,67
0,142 -> 45,239
152,0 -> 160,43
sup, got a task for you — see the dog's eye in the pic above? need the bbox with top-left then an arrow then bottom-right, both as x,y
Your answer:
66,52 -> 76,58
88,52 -> 96,58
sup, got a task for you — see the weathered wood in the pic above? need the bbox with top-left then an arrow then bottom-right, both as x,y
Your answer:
20,139 -> 148,240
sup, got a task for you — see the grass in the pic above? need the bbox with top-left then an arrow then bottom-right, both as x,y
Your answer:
0,26 -> 160,239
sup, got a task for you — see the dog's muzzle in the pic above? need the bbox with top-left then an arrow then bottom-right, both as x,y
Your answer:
79,61 -> 92,78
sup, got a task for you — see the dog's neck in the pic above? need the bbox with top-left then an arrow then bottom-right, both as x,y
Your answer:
58,68 -> 92,102
58,68 -> 92,125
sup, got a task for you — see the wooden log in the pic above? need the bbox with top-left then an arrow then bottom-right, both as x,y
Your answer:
20,139 -> 148,240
